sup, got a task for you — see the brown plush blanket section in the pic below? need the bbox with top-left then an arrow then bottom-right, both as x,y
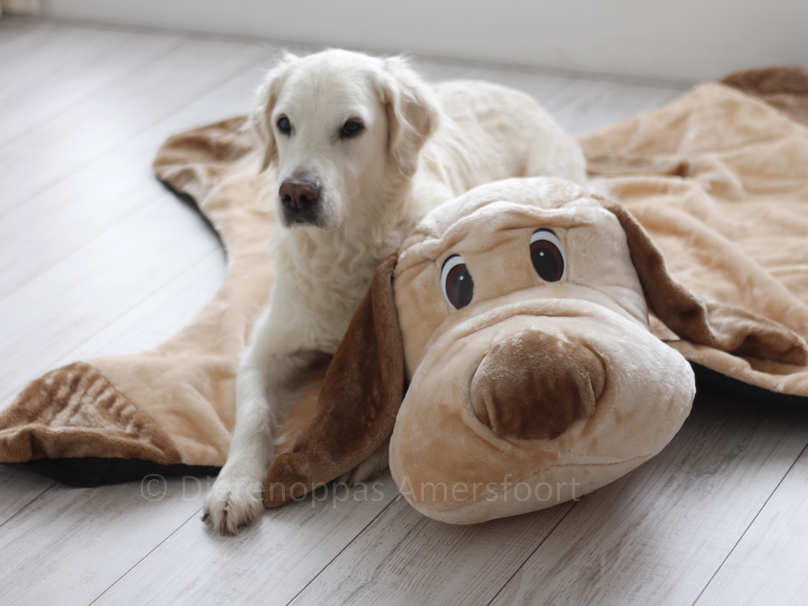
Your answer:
2,67 -> 808,486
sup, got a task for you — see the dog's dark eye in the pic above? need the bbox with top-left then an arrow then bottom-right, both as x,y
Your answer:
530,229 -> 566,282
277,116 -> 291,135
441,255 -> 474,309
341,120 -> 364,138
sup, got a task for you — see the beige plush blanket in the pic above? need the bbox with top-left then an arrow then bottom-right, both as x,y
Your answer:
2,67 -> 807,485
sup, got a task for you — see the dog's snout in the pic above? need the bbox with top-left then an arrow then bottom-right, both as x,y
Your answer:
470,330 -> 605,440
279,178 -> 320,210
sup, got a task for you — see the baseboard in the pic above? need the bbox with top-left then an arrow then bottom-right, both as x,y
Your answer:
37,0 -> 808,82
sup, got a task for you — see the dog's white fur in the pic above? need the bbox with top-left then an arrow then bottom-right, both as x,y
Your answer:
203,49 -> 587,534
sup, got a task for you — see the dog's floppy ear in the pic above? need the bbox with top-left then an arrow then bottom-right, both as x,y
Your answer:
263,253 -> 406,506
247,53 -> 297,173
601,198 -> 808,365
378,56 -> 441,179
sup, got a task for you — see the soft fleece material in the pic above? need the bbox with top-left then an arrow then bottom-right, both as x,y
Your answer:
2,68 -> 808,488
267,177 -> 805,523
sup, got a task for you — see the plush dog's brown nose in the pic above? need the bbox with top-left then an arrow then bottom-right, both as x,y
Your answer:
279,178 -> 320,210
470,330 -> 605,440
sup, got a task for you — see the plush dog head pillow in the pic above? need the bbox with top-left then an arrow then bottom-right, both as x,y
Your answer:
264,177 -> 807,524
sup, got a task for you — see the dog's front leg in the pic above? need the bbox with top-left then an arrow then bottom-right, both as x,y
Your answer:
203,294 -> 322,535
203,359 -> 306,534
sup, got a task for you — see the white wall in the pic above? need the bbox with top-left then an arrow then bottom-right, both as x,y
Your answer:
39,0 -> 808,83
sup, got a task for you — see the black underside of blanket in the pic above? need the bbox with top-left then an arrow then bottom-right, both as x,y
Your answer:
692,363 -> 808,408
3,458 -> 220,487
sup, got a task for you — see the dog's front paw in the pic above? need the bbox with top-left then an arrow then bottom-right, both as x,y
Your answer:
203,465 -> 265,535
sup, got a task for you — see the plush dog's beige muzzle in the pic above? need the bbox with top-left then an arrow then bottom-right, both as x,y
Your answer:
389,297 -> 695,525
470,325 -> 605,442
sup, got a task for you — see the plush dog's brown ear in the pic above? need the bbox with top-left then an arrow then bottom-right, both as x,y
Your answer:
263,253 -> 405,506
602,199 -> 808,365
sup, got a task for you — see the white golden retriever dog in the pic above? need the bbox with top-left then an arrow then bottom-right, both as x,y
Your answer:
203,49 -> 587,534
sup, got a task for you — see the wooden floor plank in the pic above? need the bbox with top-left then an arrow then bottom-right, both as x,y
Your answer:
0,466 -> 54,526
0,28 -> 187,147
543,78 -> 685,135
0,20 -> 106,80
0,53 -> 273,303
289,495 -> 575,606
0,37 -> 272,218
2,249 -> 227,398
694,446 -> 808,606
91,478 -> 399,606
488,392 -> 808,606
62,251 -> 227,363
0,477 -> 205,606
420,59 -> 575,105
0,197 -> 222,404
0,14 -> 28,36
405,58 -> 478,83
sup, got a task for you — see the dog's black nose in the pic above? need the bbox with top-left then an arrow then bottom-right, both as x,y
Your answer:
279,178 -> 320,210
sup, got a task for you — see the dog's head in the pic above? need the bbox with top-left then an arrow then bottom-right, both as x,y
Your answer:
248,49 -> 439,230
264,177 -> 807,523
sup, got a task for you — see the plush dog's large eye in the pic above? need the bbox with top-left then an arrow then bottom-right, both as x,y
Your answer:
441,255 -> 474,309
530,229 -> 566,282
277,116 -> 291,135
341,119 -> 364,138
